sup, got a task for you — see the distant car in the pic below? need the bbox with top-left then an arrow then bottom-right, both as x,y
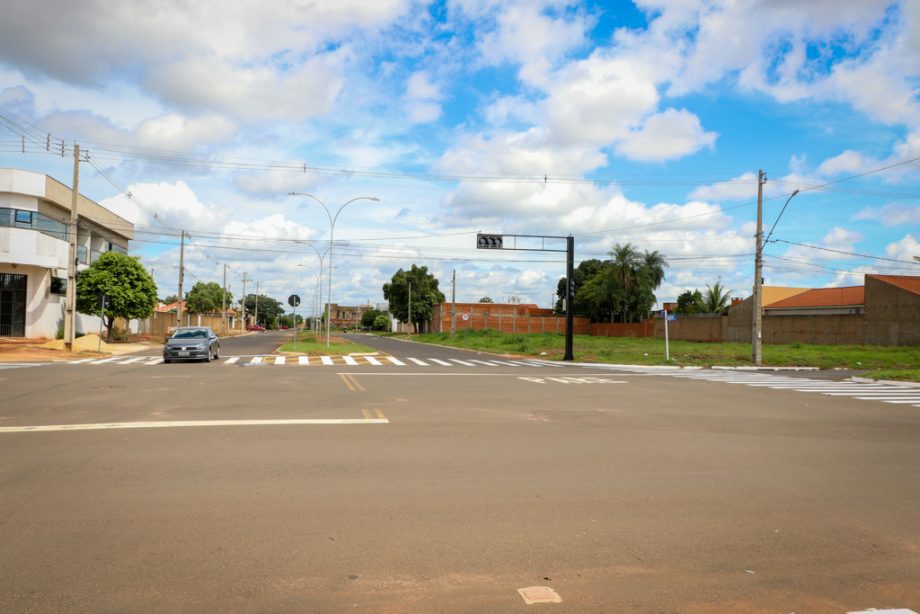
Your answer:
246,324 -> 266,332
163,326 -> 220,363
279,325 -> 289,330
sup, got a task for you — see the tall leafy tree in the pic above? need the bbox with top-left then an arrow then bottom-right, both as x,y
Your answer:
76,251 -> 158,341
185,281 -> 227,314
555,258 -> 605,313
382,265 -> 445,332
245,294 -> 283,326
676,290 -> 704,315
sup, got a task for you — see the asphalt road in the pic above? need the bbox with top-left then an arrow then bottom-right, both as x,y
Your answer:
1,334 -> 918,612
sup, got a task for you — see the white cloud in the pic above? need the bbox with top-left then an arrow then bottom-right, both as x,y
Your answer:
135,113 -> 237,150
145,53 -> 345,122
854,203 -> 920,226
783,226 -> 862,261
615,108 -> 717,162
100,180 -> 222,229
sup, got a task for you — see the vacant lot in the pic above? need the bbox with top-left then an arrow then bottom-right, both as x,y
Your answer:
396,330 -> 920,379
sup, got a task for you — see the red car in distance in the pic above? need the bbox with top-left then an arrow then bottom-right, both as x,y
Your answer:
246,324 -> 266,332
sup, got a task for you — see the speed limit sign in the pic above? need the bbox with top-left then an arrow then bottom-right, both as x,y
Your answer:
462,313 -> 470,321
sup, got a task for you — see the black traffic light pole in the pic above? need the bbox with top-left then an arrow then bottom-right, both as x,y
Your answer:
476,232 -> 576,361
564,235 -> 574,361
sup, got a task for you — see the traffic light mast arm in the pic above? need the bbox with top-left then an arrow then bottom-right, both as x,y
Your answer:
475,232 -> 575,361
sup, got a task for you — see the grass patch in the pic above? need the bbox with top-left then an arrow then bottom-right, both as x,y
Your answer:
399,330 -> 920,379
864,369 -> 920,382
277,333 -> 378,355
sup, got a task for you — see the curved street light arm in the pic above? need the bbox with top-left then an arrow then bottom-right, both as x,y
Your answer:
764,189 -> 800,246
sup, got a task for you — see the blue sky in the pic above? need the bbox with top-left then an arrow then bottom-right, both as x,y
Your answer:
1,0 -> 918,314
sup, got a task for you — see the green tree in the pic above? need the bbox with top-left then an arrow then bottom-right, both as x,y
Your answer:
478,296 -> 494,303
185,281 -> 227,314
676,289 -> 704,315
372,313 -> 390,331
245,294 -> 283,326
76,251 -> 158,341
161,294 -> 178,305
361,308 -> 385,329
703,282 -> 732,314
382,265 -> 446,333
555,258 -> 605,313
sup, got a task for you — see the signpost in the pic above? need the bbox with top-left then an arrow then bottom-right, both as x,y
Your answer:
475,233 -> 575,361
662,310 -> 676,361
288,294 -> 301,348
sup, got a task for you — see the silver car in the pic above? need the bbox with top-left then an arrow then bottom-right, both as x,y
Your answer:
163,326 -> 220,363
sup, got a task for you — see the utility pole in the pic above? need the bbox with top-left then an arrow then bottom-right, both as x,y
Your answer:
254,282 -> 260,327
450,269 -> 457,336
240,272 -> 248,331
407,281 -> 412,334
222,264 -> 227,334
752,169 -> 766,366
63,143 -> 80,351
176,230 -> 186,328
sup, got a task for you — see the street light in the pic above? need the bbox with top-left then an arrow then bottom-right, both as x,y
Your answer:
289,192 -> 380,347
297,263 -> 323,334
763,189 -> 800,246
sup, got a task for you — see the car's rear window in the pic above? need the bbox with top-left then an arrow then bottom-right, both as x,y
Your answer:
173,330 -> 207,339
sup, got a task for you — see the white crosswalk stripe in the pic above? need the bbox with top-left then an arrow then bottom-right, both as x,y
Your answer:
56,355 -> 564,370
0,363 -> 45,370
610,366 -> 920,408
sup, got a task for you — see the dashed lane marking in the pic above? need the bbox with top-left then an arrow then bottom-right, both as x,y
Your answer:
385,356 -> 406,366
298,356 -> 309,365
365,356 -> 382,366
408,358 -> 429,366
225,357 -> 240,364
343,356 -> 359,366
321,356 -> 334,366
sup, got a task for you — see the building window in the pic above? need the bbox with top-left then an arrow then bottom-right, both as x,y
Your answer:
14,210 -> 33,226
50,277 -> 67,295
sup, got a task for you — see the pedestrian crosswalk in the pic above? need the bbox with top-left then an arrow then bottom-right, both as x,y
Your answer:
0,362 -> 45,371
63,355 -> 562,369
611,366 -> 920,408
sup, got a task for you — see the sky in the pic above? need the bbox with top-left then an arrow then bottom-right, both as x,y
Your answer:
1,0 -> 919,316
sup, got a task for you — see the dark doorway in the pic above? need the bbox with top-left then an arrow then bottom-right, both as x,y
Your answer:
0,273 -> 26,337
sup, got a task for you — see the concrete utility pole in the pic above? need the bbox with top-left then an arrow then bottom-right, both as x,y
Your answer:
222,264 -> 227,333
407,281 -> 412,334
176,231 -> 186,327
752,170 -> 766,366
64,143 -> 80,351
450,270 -> 456,336
240,272 -> 248,331
254,282 -> 260,327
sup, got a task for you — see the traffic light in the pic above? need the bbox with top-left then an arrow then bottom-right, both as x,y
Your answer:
476,233 -> 503,249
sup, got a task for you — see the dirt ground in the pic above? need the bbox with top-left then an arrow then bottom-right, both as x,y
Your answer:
0,335 -> 154,362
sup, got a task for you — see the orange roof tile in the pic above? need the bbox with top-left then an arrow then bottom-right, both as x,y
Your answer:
767,286 -> 864,309
869,274 -> 920,297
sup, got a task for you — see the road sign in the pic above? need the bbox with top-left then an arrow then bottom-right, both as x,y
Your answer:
667,315 -> 677,321
462,313 -> 470,321
476,233 -> 503,249
288,294 -> 301,307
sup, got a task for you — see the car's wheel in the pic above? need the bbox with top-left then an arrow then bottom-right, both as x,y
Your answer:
205,350 -> 212,363
163,358 -> 171,364
214,347 -> 220,360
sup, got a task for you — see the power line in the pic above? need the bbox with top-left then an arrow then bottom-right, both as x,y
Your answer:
771,240 -> 920,265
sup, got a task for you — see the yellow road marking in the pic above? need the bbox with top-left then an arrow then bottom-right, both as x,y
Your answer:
375,409 -> 386,420
339,373 -> 365,391
361,409 -> 371,419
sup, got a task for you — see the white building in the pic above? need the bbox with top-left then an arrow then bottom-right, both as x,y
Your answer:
0,168 -> 133,338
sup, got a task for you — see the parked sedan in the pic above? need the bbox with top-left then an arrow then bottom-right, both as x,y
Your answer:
163,326 -> 220,363
246,324 -> 266,332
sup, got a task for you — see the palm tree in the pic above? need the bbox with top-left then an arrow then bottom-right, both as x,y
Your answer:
641,250 -> 668,288
703,282 -> 732,314
609,243 -> 641,290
